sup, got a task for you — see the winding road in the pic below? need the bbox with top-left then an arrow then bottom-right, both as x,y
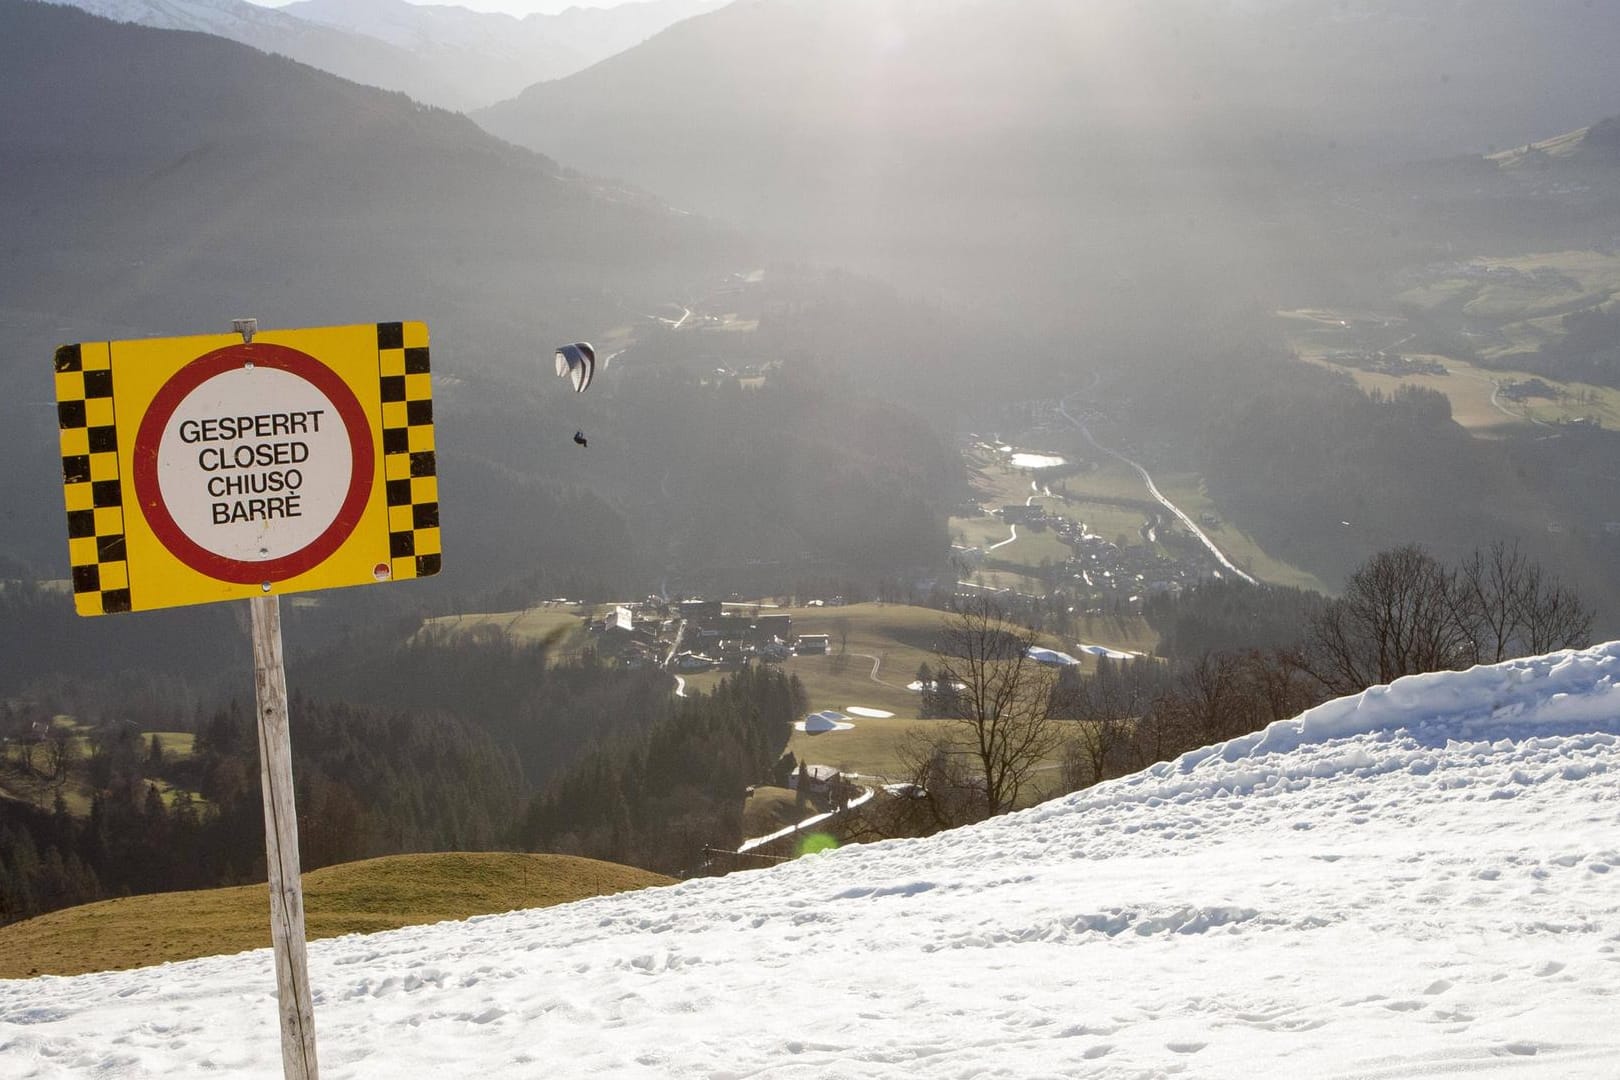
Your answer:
849,652 -> 899,687
1056,398 -> 1257,586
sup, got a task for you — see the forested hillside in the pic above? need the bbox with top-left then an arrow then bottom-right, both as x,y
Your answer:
1,625 -> 805,922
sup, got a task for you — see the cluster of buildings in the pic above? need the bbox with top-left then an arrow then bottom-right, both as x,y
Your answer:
1498,378 -> 1559,401
587,598 -> 831,672
1325,350 -> 1449,377
959,499 -> 1226,612
1061,528 -> 1210,612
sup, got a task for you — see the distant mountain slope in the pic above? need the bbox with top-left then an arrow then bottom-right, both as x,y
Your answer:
37,0 -> 467,106
283,0 -> 726,108
0,0 -> 741,587
1488,116 -> 1620,172
1339,111 -> 1620,258
5,643 -> 1619,1073
476,0 -> 1620,336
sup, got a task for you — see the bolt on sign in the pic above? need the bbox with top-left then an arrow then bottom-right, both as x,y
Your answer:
54,322 -> 441,615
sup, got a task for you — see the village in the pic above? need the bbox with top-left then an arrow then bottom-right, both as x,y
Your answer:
960,495 -> 1227,613
583,596 -> 835,675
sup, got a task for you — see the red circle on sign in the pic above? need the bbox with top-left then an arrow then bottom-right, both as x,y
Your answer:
132,342 -> 375,584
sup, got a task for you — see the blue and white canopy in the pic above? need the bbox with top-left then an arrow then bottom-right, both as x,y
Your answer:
554,342 -> 596,393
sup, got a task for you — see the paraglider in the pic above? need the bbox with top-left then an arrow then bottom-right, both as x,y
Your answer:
551,342 -> 597,446
554,342 -> 595,393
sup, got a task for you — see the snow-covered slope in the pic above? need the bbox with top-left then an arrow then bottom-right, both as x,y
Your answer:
5,646 -> 1620,1077
43,0 -> 310,36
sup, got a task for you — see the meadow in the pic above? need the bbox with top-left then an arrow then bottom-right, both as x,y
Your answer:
417,605 -> 584,648
0,852 -> 671,978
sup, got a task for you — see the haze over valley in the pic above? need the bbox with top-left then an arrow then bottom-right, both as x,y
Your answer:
3,3 -> 1620,1074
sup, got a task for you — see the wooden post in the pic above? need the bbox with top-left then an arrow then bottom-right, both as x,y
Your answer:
250,593 -> 319,1080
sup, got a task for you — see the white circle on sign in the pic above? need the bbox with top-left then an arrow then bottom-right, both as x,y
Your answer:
155,366 -> 354,563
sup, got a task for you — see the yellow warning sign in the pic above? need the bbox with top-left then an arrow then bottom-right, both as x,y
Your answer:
54,322 -> 440,616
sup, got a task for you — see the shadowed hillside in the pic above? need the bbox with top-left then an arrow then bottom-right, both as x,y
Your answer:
0,0 -> 745,591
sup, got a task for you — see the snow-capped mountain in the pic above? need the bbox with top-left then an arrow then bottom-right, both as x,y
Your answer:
43,0 -> 308,36
39,0 -> 727,111
4,644 -> 1617,1077
37,0 -> 469,105
281,0 -> 727,107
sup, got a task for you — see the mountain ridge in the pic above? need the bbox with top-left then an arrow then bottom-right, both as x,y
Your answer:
282,0 -> 725,108
36,0 -> 469,106
0,0 -> 742,588
475,0 -> 1620,338
41,0 -> 727,110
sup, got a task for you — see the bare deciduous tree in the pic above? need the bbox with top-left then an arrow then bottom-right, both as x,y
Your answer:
1059,656 -> 1139,790
1453,541 -> 1592,661
1241,648 -> 1319,726
1304,542 -> 1593,698
899,597 -> 1064,827
45,727 -> 77,781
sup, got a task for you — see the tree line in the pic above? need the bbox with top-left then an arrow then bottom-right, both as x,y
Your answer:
840,542 -> 1591,842
518,665 -> 805,876
0,697 -> 520,924
1,634 -> 807,923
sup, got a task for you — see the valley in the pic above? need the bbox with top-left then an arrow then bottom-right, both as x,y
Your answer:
4,6 -> 1620,1069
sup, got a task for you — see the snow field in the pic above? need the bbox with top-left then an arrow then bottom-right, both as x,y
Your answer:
3,646 -> 1620,1077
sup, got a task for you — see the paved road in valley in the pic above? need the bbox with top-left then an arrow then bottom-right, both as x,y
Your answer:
1056,398 -> 1258,586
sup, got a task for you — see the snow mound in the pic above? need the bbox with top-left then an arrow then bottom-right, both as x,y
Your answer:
1026,646 -> 1080,665
1077,642 -> 1138,660
1025,642 -> 1620,821
845,706 -> 894,718
1009,452 -> 1066,469
1198,641 -> 1620,765
797,710 -> 854,732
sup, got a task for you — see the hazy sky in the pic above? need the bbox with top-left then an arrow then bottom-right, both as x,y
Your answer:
251,0 -> 635,15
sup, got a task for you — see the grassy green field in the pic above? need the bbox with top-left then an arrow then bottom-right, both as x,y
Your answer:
2,727 -> 206,817
740,785 -> 806,837
962,444 -> 1323,592
979,523 -> 1075,568
787,716 -> 1071,804
1153,474 -> 1333,593
0,852 -> 673,979
148,731 -> 196,760
1053,460 -> 1166,503
962,444 -> 1054,507
1,719 -> 92,815
1300,352 -> 1620,435
682,603 -> 945,716
950,513 -> 1014,550
955,454 -> 1158,568
1062,500 -> 1156,550
955,567 -> 1049,596
1283,253 -> 1620,437
1398,251 -> 1620,326
417,606 -> 585,649
787,715 -> 952,782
